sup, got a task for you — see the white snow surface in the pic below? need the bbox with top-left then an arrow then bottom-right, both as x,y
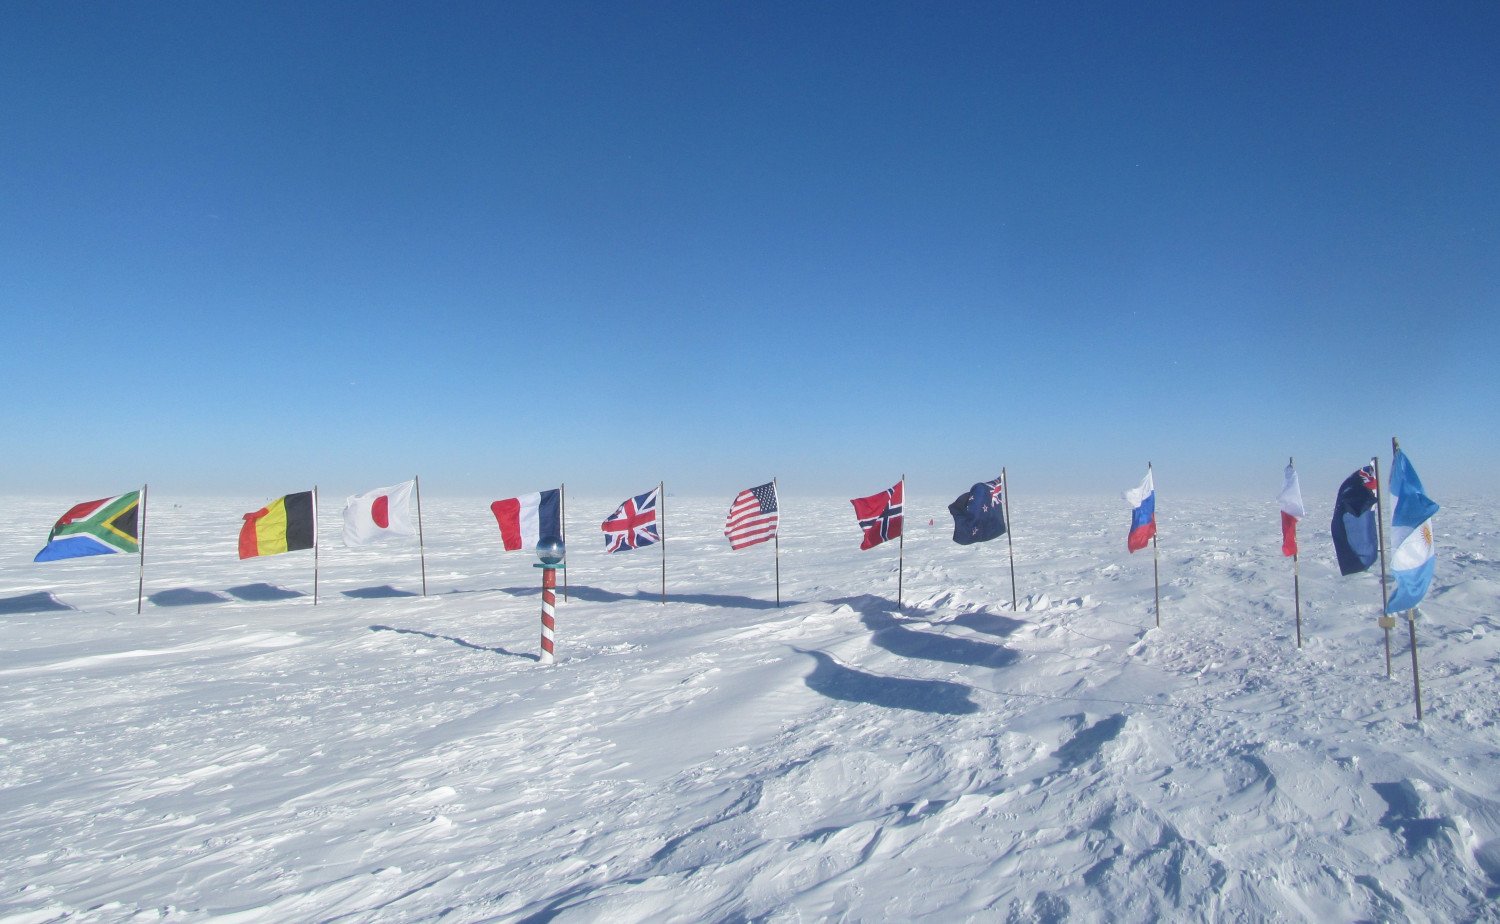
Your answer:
1,493 -> 1497,922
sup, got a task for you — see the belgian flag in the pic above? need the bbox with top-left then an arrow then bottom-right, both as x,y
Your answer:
239,491 -> 316,559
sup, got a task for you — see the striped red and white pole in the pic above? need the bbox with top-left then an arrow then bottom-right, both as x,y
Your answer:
539,564 -> 557,665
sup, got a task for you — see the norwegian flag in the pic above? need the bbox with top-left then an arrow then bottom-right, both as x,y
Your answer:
602,486 -> 661,553
851,480 -> 903,551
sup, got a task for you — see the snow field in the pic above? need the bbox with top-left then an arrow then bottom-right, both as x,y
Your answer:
0,493 -> 1497,922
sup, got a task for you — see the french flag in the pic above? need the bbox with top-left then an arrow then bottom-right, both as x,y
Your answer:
491,489 -> 562,552
1123,469 -> 1156,553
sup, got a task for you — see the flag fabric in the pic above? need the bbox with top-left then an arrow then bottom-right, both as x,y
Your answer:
949,476 -> 1006,545
239,491 -> 316,559
1331,465 -> 1380,575
343,480 -> 417,547
1123,470 -> 1156,553
724,482 -> 779,550
851,480 -> 903,551
1385,449 -> 1440,613
491,489 -> 562,552
1278,464 -> 1306,557
34,491 -> 141,562
602,487 -> 660,553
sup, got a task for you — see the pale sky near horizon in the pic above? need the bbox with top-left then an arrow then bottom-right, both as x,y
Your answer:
3,2 -> 1496,503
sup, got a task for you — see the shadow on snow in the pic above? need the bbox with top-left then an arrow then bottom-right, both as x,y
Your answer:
369,624 -> 539,661
794,647 -> 978,715
498,584 -> 795,610
0,591 -> 74,614
833,595 -> 1020,669
226,582 -> 307,602
343,585 -> 420,599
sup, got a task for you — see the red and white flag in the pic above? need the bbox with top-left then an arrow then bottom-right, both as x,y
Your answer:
724,482 -> 779,550
343,480 -> 417,547
1278,463 -> 1305,557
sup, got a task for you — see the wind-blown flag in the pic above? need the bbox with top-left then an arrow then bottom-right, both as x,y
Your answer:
949,477 -> 1006,545
343,480 -> 417,547
1331,465 -> 1380,576
1123,470 -> 1156,552
491,489 -> 562,552
1278,464 -> 1306,557
1385,449 -> 1440,613
602,487 -> 660,553
239,491 -> 315,559
851,481 -> 903,551
35,491 -> 141,562
724,482 -> 778,550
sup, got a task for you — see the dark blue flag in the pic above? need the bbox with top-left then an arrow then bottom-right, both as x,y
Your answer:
949,480 -> 1007,545
1331,465 -> 1380,576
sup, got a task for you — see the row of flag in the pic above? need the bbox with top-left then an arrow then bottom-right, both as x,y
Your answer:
28,477 -> 987,563
27,459 -> 1435,615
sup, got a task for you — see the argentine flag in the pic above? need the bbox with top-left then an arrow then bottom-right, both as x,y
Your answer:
1385,449 -> 1440,613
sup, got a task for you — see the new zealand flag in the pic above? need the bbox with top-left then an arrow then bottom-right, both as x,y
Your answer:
1331,465 -> 1380,576
949,478 -> 1007,545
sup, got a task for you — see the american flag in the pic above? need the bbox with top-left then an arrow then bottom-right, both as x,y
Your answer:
601,487 -> 660,553
724,482 -> 779,550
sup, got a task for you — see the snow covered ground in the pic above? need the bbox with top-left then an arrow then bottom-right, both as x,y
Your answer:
1,492 -> 1497,922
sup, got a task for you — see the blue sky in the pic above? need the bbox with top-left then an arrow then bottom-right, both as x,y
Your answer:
3,2 -> 1496,501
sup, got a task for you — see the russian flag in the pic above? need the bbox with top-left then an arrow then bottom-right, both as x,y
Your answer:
1123,469 -> 1156,553
491,489 -> 562,552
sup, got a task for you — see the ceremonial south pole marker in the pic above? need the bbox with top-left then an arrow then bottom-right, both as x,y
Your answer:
534,539 -> 564,665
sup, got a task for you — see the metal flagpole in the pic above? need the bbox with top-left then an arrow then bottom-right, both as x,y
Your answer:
897,474 -> 905,611
1002,467 -> 1018,612
313,485 -> 320,606
659,480 -> 667,604
773,477 -> 781,608
136,483 -> 149,614
1393,436 -> 1423,721
1290,457 -> 1301,649
414,475 -> 428,596
1149,462 -> 1160,628
1372,454 -> 1392,677
560,483 -> 569,602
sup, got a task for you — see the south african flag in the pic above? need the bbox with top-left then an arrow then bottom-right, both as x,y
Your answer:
35,491 -> 142,562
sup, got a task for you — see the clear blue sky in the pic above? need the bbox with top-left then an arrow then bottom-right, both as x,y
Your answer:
3,2 -> 1496,501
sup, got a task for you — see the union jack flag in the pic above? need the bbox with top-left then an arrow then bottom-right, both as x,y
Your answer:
1359,464 -> 1378,493
602,486 -> 661,553
851,480 -> 903,551
987,475 -> 1005,505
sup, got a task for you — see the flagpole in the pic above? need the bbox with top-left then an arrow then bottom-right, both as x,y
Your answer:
1290,457 -> 1301,649
897,474 -> 905,611
773,477 -> 781,608
414,474 -> 428,597
560,482 -> 569,602
659,480 -> 667,604
1372,454 -> 1392,677
1149,462 -> 1160,628
1002,467 -> 1018,612
136,483 -> 149,614
313,484 -> 320,606
1393,436 -> 1423,721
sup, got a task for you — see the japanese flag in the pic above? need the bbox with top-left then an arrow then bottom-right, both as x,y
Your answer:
343,480 -> 417,547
